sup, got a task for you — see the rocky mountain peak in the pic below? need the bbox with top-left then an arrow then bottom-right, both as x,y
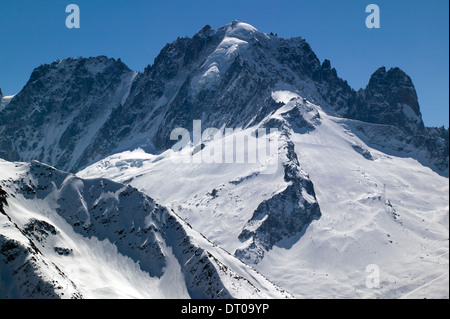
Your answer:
195,24 -> 213,38
0,55 -> 136,171
321,59 -> 332,70
362,65 -> 423,133
224,21 -> 259,39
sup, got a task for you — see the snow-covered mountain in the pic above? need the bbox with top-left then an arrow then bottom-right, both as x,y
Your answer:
79,92 -> 449,298
0,21 -> 447,175
0,159 -> 292,298
0,56 -> 136,171
0,21 -> 448,299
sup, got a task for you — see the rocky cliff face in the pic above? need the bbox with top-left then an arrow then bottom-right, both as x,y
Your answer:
0,56 -> 136,171
236,141 -> 321,263
353,66 -> 424,133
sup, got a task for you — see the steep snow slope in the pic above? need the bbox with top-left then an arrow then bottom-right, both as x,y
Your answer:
0,159 -> 292,299
79,118 -> 322,265
260,99 -> 449,298
79,92 -> 449,298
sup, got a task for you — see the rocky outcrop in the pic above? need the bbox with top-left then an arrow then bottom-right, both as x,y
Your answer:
235,141 -> 321,263
354,66 -> 424,134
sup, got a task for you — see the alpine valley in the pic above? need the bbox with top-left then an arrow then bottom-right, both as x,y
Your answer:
0,21 -> 448,299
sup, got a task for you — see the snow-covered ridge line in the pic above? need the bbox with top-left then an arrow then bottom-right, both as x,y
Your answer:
0,184 -> 82,299
0,159 -> 292,299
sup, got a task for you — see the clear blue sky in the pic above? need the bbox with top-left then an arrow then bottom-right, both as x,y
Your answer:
0,0 -> 448,127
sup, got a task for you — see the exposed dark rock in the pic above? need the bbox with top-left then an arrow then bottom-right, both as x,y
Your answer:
53,247 -> 73,256
355,66 -> 424,134
24,219 -> 59,243
235,141 -> 321,263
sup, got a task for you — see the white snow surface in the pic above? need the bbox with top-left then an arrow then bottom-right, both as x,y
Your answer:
191,22 -> 259,95
0,95 -> 15,112
0,159 -> 291,299
78,90 -> 449,299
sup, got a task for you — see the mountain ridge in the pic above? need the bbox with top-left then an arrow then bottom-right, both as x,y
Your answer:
0,21 -> 447,175
0,21 -> 448,298
0,158 -> 292,299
